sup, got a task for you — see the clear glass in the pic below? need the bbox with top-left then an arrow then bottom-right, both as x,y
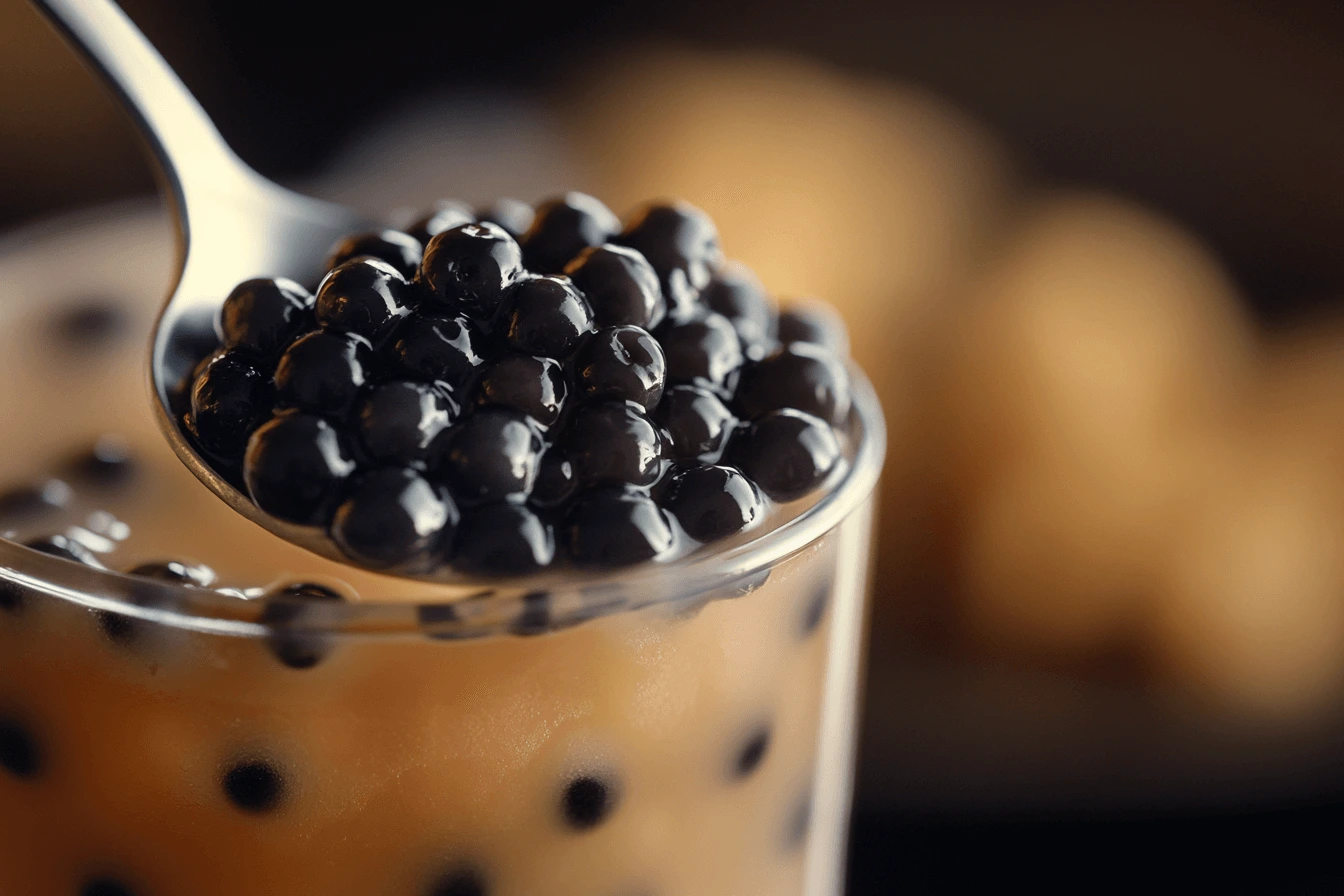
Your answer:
0,207 -> 885,896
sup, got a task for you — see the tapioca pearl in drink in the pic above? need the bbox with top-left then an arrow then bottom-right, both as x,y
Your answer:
560,772 -> 622,831
798,580 -> 831,639
221,757 -> 287,814
259,582 -> 348,670
728,721 -> 772,782
0,715 -> 40,779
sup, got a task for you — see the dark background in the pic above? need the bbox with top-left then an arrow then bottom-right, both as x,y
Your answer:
7,0 -> 1344,891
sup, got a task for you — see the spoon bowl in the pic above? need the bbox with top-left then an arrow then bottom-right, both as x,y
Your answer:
31,0 -> 400,574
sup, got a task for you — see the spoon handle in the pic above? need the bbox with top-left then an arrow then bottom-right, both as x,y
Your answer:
29,0 -> 255,205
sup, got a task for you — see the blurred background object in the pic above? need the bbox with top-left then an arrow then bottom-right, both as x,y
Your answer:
8,0 -> 1344,891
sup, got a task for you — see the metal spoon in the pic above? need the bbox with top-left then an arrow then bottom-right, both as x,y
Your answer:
30,0 -> 398,573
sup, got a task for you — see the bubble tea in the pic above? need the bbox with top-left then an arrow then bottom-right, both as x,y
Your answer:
0,197 -> 884,896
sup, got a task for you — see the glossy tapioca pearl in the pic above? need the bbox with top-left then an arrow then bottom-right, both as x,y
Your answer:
80,877 -> 139,896
243,414 -> 357,525
186,350 -> 274,459
422,222 -> 526,321
221,757 -> 287,813
0,478 -> 72,523
217,277 -> 314,362
653,385 -> 736,464
616,200 -> 723,311
451,502 -> 555,574
314,257 -> 413,341
701,262 -> 778,360
48,298 -> 130,349
661,465 -> 764,543
427,864 -> 491,896
560,771 -> 622,831
734,342 -> 852,426
562,402 -> 666,488
521,192 -> 621,274
655,311 -> 744,395
273,330 -> 375,417
473,353 -> 569,428
355,380 -> 460,467
503,275 -> 596,358
436,409 -> 544,505
728,721 -> 772,781
731,409 -> 841,502
478,198 -> 535,239
563,244 -> 666,330
330,468 -> 458,570
565,486 -> 675,566
529,447 -> 577,509
404,199 -> 475,247
23,534 -> 104,567
572,326 -> 666,411
0,715 -> 40,778
324,229 -> 423,280
776,301 -> 850,357
261,582 -> 346,669
388,313 -> 486,387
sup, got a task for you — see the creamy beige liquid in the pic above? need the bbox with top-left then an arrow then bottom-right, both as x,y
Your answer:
0,205 -> 875,896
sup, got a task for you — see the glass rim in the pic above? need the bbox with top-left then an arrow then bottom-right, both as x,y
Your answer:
0,364 -> 886,640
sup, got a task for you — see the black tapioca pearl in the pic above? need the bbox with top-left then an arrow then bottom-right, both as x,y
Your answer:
218,277 -> 315,363
427,864 -> 489,896
0,479 -> 72,523
734,342 -> 851,426
260,583 -> 345,669
0,579 -> 25,612
782,789 -> 813,853
800,582 -> 830,638
96,609 -> 140,648
48,299 -> 131,349
616,201 -> 723,312
730,409 -> 841,503
509,591 -> 552,636
243,414 -> 357,526
522,192 -> 621,274
729,723 -> 771,781
24,535 -> 104,568
62,436 -> 136,489
661,464 -> 764,543
561,772 -> 621,831
0,716 -> 40,778
451,503 -> 555,575
222,758 -> 286,813
80,877 -> 137,896
272,330 -> 374,417
422,222 -> 525,321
